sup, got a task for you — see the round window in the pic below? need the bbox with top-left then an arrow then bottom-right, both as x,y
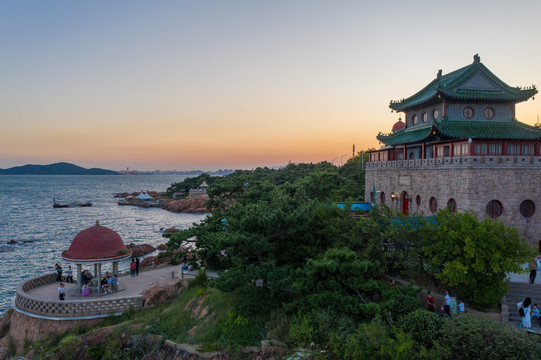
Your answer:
520,200 -> 535,218
463,107 -> 474,119
433,109 -> 439,120
483,107 -> 495,120
447,198 -> 457,213
413,115 -> 418,125
429,197 -> 438,214
486,200 -> 503,218
422,113 -> 428,122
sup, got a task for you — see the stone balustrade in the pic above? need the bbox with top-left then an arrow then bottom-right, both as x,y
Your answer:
366,156 -> 541,170
14,272 -> 143,319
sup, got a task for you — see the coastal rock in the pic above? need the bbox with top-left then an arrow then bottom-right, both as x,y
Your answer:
162,227 -> 180,234
127,243 -> 156,257
157,244 -> 167,251
141,278 -> 185,308
140,255 -> 170,269
162,193 -> 209,213
6,240 -> 16,245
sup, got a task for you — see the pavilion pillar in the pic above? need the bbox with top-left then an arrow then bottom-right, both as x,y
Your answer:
77,264 -> 82,291
113,262 -> 118,276
97,263 -> 102,295
94,263 -> 98,278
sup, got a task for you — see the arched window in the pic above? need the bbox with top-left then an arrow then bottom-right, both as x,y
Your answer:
370,192 -> 374,204
520,200 -> 535,218
447,199 -> 457,213
380,191 -> 386,204
416,195 -> 421,206
486,200 -> 503,218
429,197 -> 438,214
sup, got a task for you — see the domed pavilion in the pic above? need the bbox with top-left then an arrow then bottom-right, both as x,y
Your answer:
62,221 -> 132,294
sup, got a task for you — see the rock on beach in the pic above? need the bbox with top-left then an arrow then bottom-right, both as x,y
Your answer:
127,243 -> 156,257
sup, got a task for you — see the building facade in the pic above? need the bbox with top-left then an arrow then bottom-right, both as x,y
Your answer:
365,55 -> 541,249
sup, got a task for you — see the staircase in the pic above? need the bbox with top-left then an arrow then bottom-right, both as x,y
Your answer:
502,282 -> 541,328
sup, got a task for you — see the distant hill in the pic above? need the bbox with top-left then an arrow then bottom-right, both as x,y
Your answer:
0,162 -> 119,175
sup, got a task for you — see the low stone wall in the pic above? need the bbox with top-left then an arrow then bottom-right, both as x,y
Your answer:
14,272 -> 143,319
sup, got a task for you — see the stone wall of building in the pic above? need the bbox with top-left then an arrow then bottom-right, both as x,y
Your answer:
366,156 -> 541,248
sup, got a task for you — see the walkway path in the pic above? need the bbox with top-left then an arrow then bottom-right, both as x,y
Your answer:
26,265 -> 217,301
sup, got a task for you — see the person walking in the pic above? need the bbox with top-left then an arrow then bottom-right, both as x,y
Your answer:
517,297 -> 532,329
529,258 -> 538,285
130,259 -> 136,277
449,294 -> 458,316
442,289 -> 451,316
426,291 -> 436,312
135,258 -> 140,276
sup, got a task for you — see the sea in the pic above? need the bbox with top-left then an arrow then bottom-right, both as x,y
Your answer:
0,175 -> 208,315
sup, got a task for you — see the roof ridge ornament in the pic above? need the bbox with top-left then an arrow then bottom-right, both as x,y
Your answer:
473,54 -> 480,63
437,69 -> 442,80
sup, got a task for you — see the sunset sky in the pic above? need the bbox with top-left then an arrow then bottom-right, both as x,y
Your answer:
1,1 -> 541,171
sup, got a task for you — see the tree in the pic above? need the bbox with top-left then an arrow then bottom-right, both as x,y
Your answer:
422,209 -> 534,308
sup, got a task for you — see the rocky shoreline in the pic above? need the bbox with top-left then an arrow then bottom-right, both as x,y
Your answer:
116,192 -> 210,213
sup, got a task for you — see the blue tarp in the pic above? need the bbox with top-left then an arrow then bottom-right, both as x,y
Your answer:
331,202 -> 373,212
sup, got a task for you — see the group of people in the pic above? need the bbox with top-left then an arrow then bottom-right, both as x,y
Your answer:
54,263 -> 74,283
129,258 -> 140,276
517,297 -> 541,329
426,289 -> 465,316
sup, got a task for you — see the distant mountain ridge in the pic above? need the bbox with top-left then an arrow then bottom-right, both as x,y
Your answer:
0,162 -> 119,175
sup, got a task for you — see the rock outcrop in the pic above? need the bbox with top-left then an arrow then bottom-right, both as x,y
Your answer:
157,244 -> 167,251
140,255 -> 170,269
162,193 -> 209,213
127,243 -> 156,257
141,278 -> 186,308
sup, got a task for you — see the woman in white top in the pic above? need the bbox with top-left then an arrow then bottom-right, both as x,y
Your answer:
517,297 -> 532,328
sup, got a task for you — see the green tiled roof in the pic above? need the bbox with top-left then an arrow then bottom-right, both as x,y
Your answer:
389,55 -> 537,111
437,120 -> 541,140
377,124 -> 434,145
377,119 -> 541,146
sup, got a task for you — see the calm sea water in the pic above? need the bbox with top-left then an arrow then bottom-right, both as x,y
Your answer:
0,175 -> 208,314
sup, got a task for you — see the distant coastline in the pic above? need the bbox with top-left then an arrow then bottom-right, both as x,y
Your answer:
0,162 -> 118,175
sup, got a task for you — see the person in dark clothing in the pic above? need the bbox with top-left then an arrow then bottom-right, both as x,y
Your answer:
55,263 -> 63,282
135,258 -> 140,276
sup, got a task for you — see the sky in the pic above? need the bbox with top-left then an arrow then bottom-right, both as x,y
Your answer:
1,1 -> 541,171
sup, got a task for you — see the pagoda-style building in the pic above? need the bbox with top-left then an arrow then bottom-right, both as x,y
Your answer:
366,55 -> 541,249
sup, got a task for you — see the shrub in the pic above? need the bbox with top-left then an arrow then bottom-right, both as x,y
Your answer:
398,309 -> 444,348
440,314 -> 541,360
188,268 -> 208,289
380,285 -> 422,322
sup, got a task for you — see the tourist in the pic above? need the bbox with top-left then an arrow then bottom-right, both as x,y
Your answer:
136,257 -> 140,276
458,298 -> 465,313
81,283 -> 90,296
66,265 -> 73,283
517,297 -> 532,329
389,279 -> 396,287
531,304 -> 540,325
101,276 -> 109,293
426,290 -> 436,312
529,258 -> 538,285
110,274 -> 119,292
130,259 -> 136,277
55,263 -> 63,282
442,289 -> 451,316
449,294 -> 458,316
58,283 -> 65,301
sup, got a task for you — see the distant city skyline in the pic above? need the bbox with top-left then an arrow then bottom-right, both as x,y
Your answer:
1,1 -> 540,171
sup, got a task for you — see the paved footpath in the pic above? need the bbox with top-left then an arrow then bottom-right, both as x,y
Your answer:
26,265 -> 218,301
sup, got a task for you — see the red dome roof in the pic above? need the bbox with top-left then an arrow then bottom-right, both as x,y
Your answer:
392,120 -> 405,131
62,224 -> 132,262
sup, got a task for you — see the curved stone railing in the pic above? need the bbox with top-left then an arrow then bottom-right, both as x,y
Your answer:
14,272 -> 143,319
366,156 -> 541,170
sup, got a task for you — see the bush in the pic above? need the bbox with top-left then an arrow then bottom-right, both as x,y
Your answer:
188,268 -> 208,289
380,285 -> 422,322
440,314 -> 541,360
398,309 -> 444,348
